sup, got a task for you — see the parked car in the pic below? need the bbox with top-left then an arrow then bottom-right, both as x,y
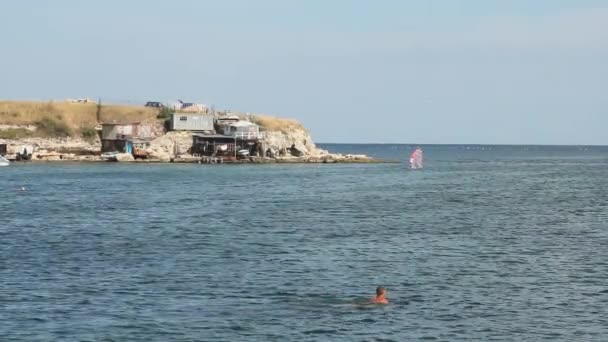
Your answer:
145,101 -> 165,108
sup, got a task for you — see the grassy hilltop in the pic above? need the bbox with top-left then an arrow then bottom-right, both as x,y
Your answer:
0,100 -> 308,140
0,101 -> 159,139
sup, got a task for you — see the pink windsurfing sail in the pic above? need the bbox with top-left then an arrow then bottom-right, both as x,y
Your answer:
409,147 -> 423,169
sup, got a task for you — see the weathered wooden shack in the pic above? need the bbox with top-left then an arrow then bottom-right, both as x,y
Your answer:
101,123 -> 156,140
101,123 -> 157,153
191,134 -> 261,157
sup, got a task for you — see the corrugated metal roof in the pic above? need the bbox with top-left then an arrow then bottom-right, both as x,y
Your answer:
228,121 -> 258,127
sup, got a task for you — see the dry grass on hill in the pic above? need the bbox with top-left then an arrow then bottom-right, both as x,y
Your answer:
0,101 -> 160,137
252,115 -> 306,134
0,101 -> 307,139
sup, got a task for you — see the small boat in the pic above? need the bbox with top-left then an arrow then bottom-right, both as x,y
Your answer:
237,149 -> 250,157
101,151 -> 119,162
0,155 -> 9,167
15,145 -> 33,161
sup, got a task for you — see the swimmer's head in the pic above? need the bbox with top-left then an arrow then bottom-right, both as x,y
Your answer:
376,286 -> 386,296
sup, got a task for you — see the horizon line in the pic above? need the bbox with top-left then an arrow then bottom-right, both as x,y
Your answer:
317,142 -> 608,147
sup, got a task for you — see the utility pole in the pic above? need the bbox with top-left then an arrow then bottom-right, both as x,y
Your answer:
96,98 -> 102,123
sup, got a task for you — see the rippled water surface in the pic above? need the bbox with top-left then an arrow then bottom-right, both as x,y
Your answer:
2,145 -> 608,341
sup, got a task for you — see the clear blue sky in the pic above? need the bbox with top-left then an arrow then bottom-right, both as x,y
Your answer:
1,0 -> 607,144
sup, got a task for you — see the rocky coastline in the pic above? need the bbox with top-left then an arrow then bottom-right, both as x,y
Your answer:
0,138 -> 380,164
0,101 -> 381,164
0,124 -> 381,164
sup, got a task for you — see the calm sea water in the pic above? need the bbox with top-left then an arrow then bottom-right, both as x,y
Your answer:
2,144 -> 608,341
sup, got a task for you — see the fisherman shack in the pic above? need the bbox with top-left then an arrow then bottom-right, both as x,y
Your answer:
216,120 -> 262,140
101,123 -> 158,154
191,119 -> 264,158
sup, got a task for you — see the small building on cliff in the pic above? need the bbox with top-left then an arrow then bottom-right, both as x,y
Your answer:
170,113 -> 214,132
188,116 -> 267,158
216,120 -> 263,140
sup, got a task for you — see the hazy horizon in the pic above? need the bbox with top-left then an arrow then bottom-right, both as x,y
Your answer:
1,0 -> 607,145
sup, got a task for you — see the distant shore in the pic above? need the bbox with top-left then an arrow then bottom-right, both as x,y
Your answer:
3,153 -> 387,164
0,100 -> 380,165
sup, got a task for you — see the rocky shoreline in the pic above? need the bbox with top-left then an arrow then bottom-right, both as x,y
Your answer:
0,102 -> 382,164
0,134 -> 384,164
14,155 -> 385,164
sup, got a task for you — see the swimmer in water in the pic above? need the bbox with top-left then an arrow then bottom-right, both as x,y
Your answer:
370,286 -> 388,304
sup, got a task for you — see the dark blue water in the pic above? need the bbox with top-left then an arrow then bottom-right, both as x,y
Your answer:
2,145 -> 608,341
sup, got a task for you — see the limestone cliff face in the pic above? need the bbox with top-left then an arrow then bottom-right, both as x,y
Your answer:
262,129 -> 324,156
252,115 -> 326,156
146,131 -> 193,161
0,131 -> 100,157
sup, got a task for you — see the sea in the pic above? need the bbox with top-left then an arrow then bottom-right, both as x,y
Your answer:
2,144 -> 608,341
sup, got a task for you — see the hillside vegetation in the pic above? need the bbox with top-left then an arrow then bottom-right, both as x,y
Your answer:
252,115 -> 306,134
0,101 -> 159,138
0,101 -> 309,139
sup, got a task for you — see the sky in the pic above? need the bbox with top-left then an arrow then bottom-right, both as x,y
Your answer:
1,0 -> 607,144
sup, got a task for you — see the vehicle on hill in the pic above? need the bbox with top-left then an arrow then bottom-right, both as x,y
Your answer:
145,101 -> 165,108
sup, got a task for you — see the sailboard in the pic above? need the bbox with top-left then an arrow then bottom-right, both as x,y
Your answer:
409,147 -> 423,169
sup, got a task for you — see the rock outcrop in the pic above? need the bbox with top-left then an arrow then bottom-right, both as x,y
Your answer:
1,135 -> 100,160
251,114 -> 328,157
263,130 -> 326,157
145,131 -> 193,161
115,153 -> 135,162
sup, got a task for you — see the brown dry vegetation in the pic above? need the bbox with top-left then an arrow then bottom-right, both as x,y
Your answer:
252,115 -> 306,134
0,101 -> 160,137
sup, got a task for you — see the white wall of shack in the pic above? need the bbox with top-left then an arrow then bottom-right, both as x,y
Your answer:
171,114 -> 214,131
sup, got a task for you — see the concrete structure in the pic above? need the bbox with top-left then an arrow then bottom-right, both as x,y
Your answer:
101,140 -> 132,154
101,123 -> 158,153
170,114 -> 214,131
